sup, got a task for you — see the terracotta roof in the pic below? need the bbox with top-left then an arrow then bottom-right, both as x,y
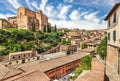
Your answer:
0,64 -> 22,80
75,58 -> 105,81
105,2 -> 120,20
8,70 -> 50,81
17,51 -> 91,72
67,32 -> 80,36
0,64 -> 9,80
76,70 -> 104,81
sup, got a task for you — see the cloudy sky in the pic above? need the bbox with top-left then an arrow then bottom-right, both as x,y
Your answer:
0,0 -> 119,30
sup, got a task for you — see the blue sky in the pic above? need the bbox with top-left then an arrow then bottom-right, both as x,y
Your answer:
0,0 -> 119,30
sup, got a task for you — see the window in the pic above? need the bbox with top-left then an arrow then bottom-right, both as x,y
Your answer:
113,12 -> 116,23
16,61 -> 18,63
20,12 -> 22,15
108,19 -> 110,27
113,30 -> 116,41
108,33 -> 110,40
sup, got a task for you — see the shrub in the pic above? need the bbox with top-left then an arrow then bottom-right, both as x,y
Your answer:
81,42 -> 87,49
66,50 -> 71,55
97,36 -> 107,60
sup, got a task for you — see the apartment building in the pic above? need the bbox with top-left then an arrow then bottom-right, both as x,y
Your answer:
105,3 -> 120,74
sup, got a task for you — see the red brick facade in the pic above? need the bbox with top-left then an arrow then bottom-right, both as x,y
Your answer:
45,60 -> 80,80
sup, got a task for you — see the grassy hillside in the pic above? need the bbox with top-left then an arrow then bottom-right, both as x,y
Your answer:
0,28 -> 64,55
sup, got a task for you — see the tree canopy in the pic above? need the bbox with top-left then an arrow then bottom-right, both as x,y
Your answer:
0,28 -> 64,55
97,36 -> 107,60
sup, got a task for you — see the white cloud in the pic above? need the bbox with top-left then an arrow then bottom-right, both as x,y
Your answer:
69,10 -> 81,20
3,0 -> 108,30
64,0 -> 74,3
7,0 -> 21,9
39,0 -> 48,11
45,5 -> 58,19
0,14 -> 16,20
25,0 -> 35,11
58,5 -> 72,20
83,11 -> 100,23
49,19 -> 107,30
31,1 -> 39,9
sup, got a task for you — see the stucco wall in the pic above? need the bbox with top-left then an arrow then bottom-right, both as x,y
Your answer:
107,6 -> 120,47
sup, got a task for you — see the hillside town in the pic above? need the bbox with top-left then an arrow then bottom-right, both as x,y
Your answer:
0,1 -> 120,81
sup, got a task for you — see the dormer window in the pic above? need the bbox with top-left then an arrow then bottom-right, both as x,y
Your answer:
113,12 -> 116,23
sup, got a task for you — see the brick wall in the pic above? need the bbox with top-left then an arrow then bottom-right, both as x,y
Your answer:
45,60 -> 80,80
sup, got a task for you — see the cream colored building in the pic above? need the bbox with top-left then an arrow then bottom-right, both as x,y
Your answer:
9,50 -> 37,60
60,45 -> 77,53
105,2 -> 120,75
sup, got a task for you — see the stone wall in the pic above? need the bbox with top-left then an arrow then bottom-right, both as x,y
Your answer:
106,45 -> 119,73
60,45 -> 77,52
41,44 -> 61,55
0,19 -> 9,29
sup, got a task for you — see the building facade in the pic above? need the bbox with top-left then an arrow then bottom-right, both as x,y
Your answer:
60,45 -> 77,53
9,50 -> 37,60
0,6 -> 51,32
7,16 -> 18,28
105,3 -> 120,74
17,7 -> 51,32
0,19 -> 10,29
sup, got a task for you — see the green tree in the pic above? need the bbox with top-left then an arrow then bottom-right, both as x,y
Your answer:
12,43 -> 23,52
36,30 -> 44,40
81,42 -> 87,49
47,25 -> 51,32
23,42 -> 34,50
44,25 -> 46,32
97,36 -> 107,60
32,21 -> 36,32
54,24 -> 57,32
73,55 -> 92,80
62,38 -> 68,45
66,50 -> 71,55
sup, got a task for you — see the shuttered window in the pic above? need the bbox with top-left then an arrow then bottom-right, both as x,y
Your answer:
113,12 -> 116,23
108,33 -> 110,40
113,30 -> 116,41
